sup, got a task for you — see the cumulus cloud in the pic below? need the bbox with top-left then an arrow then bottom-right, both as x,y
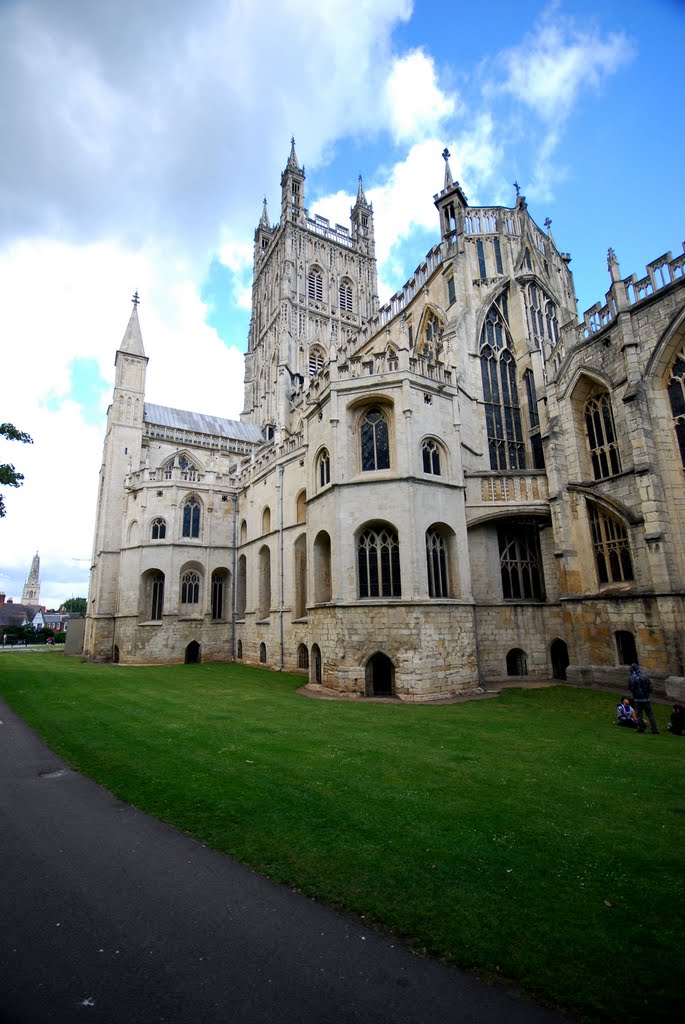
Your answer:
494,16 -> 634,122
384,49 -> 457,142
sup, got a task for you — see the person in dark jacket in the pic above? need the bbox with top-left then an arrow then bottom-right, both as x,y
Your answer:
628,663 -> 659,734
668,704 -> 685,736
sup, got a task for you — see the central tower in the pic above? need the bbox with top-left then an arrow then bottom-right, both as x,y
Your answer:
242,140 -> 379,434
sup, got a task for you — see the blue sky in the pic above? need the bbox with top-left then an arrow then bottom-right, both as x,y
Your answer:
0,0 -> 683,606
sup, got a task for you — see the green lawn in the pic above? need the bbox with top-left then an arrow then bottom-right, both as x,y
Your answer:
1,653 -> 683,1022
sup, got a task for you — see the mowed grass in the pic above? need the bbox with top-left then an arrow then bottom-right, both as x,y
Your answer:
1,654 -> 684,1022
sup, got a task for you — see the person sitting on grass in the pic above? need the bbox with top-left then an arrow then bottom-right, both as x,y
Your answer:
616,696 -> 641,730
667,704 -> 685,736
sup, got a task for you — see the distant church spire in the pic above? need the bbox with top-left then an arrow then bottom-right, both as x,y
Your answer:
22,551 -> 40,605
119,295 -> 145,357
356,174 -> 368,205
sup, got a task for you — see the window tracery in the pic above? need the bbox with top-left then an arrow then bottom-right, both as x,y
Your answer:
358,525 -> 401,598
480,294 -> 526,471
360,407 -> 390,471
588,505 -> 634,584
308,268 -> 323,302
151,517 -> 166,540
585,392 -> 621,479
181,570 -> 200,604
182,496 -> 201,539
497,524 -> 544,600
667,346 -> 685,468
422,439 -> 441,475
426,528 -> 449,598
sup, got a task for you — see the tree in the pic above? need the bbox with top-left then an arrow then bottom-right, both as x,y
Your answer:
0,422 -> 33,518
62,597 -> 87,615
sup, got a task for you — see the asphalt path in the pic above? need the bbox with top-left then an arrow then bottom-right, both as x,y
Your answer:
0,697 -> 572,1024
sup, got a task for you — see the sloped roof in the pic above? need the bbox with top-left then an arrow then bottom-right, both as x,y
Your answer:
144,404 -> 264,444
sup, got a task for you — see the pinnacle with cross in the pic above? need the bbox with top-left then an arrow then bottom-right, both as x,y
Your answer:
132,291 -> 140,306
514,181 -> 520,197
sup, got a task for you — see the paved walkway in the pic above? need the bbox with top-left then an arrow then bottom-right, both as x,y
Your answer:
0,698 -> 572,1024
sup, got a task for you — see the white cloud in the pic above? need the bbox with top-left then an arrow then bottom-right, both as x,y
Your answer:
384,49 -> 457,143
495,19 -> 633,122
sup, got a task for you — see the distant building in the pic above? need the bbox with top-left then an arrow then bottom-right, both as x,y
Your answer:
0,593 -> 45,632
21,551 -> 41,605
85,142 -> 685,700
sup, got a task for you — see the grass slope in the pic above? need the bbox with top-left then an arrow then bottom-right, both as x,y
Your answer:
1,653 -> 683,1022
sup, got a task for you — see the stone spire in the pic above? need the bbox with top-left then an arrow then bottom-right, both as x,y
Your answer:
119,293 -> 145,357
442,147 -> 454,189
259,197 -> 270,230
22,551 -> 40,605
285,136 -> 302,173
356,174 -> 368,205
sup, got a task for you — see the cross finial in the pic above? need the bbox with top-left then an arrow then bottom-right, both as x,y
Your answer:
291,135 -> 295,148
514,181 -> 520,197
132,290 -> 140,307
442,147 -> 450,162
544,217 -> 552,231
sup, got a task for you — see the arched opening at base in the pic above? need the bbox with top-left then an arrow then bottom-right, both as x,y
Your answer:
365,652 -> 394,697
550,638 -> 569,680
311,643 -> 322,684
506,648 -> 528,676
112,645 -> 120,664
185,640 -> 201,664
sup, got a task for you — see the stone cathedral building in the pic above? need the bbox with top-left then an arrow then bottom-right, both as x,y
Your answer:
85,141 -> 685,700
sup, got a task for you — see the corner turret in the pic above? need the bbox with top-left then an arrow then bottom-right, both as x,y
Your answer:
281,138 -> 305,224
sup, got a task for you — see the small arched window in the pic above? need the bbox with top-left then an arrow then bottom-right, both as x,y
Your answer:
318,448 -> 331,488
358,525 -> 401,598
182,496 -> 201,539
339,280 -> 353,313
422,439 -> 441,475
297,643 -> 309,670
259,642 -> 267,664
308,268 -> 323,302
309,345 -> 325,375
181,571 -> 200,604
237,639 -> 243,659
151,572 -> 164,620
667,345 -> 685,468
585,393 -> 621,479
262,506 -> 271,534
211,571 -> 227,620
151,518 -> 166,540
421,311 -> 441,355
588,505 -> 634,584
426,527 -> 449,598
361,407 -> 390,472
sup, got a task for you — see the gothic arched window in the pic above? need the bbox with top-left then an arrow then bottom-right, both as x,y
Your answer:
309,345 -> 325,375
426,527 -> 449,598
318,448 -> 331,487
360,407 -> 390,471
588,505 -> 634,584
150,572 -> 164,620
211,571 -> 226,620
181,570 -> 200,604
339,280 -> 353,313
667,345 -> 685,468
182,496 -> 201,539
585,392 -> 621,479
526,284 -> 558,349
358,524 -> 401,598
497,524 -> 544,600
422,439 -> 441,475
308,268 -> 323,302
151,517 -> 166,540
480,295 -> 525,470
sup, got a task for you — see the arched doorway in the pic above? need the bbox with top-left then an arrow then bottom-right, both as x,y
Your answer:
311,644 -> 322,684
506,648 -> 528,676
365,652 -> 394,697
185,640 -> 201,664
550,638 -> 569,680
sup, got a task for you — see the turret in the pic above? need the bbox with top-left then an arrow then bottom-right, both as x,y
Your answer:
254,197 -> 274,262
280,138 -> 305,224
433,147 -> 468,243
350,174 -> 375,259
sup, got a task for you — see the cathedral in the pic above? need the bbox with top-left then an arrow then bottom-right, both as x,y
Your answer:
84,141 -> 685,700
